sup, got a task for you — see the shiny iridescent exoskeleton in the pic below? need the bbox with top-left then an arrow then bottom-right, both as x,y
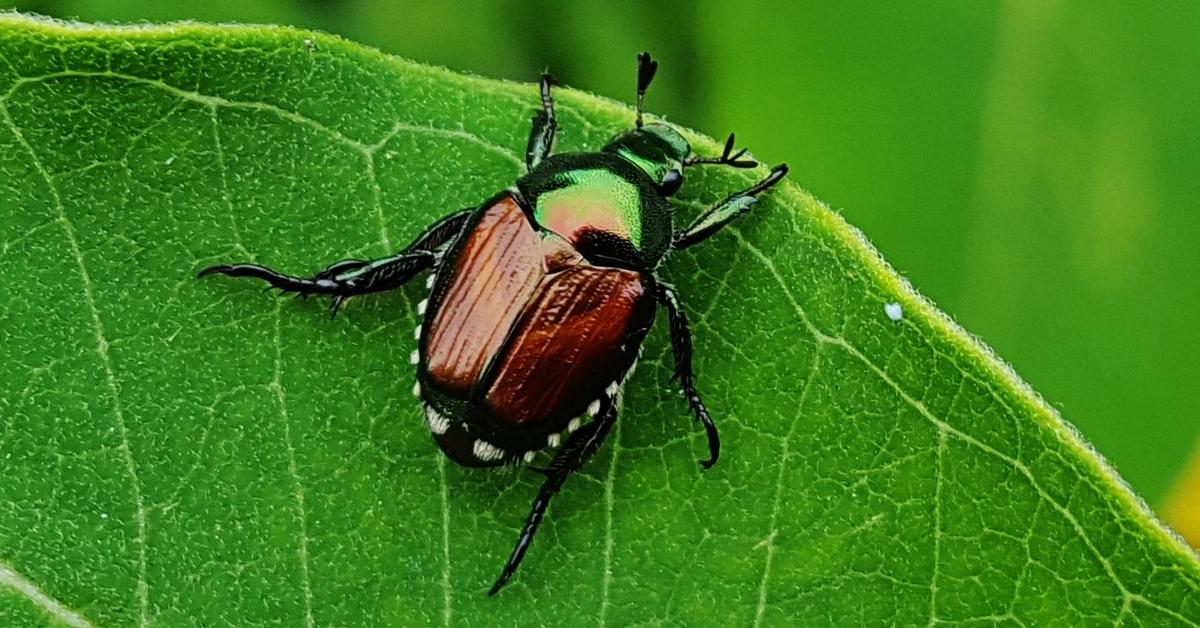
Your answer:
199,53 -> 787,595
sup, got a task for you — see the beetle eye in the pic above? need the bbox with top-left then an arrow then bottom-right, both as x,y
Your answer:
660,169 -> 683,196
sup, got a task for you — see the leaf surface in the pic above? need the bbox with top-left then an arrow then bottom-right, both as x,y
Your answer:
0,14 -> 1197,626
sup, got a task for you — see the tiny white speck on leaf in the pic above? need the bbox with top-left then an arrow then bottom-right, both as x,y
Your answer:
100,512 -> 108,519
884,302 -> 903,321
164,155 -> 176,166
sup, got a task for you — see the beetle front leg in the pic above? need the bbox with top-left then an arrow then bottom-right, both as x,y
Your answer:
488,398 -> 619,596
525,73 -> 557,171
655,283 -> 720,469
673,164 -> 789,250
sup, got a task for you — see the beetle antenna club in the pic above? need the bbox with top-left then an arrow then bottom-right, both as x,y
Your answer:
198,52 -> 787,596
635,51 -> 658,128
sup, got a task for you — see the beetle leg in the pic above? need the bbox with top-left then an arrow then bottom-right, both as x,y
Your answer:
314,258 -> 370,278
525,73 -> 557,171
198,209 -> 471,306
488,397 -> 619,596
297,206 -> 475,295
654,283 -> 720,469
198,263 -> 351,295
198,251 -> 434,298
406,208 -> 473,257
672,163 -> 789,250
320,251 -> 435,294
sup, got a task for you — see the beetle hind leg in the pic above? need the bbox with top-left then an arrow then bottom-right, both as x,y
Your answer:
488,397 -> 619,596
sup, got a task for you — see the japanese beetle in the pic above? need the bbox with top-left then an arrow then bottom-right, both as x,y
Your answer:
199,53 -> 787,595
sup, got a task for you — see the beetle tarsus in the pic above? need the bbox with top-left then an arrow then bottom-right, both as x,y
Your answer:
489,399 -> 619,596
742,163 -> 789,197
198,263 -> 343,295
693,397 -> 720,469
655,283 -> 721,468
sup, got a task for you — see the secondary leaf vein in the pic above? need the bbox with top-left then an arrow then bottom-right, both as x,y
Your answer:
272,300 -> 315,628
727,226 -> 1197,626
0,100 -> 151,627
0,561 -> 95,628
754,349 -> 822,628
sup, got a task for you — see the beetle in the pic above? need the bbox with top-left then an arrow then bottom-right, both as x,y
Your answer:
198,53 -> 787,595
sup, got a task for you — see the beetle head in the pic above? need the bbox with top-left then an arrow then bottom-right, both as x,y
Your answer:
603,123 -> 689,197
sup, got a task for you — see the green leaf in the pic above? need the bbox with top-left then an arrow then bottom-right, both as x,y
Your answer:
0,14 -> 1196,626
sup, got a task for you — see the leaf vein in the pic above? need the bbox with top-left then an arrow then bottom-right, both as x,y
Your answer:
272,300 -> 315,628
599,405 -> 624,627
0,561 -> 95,628
209,105 -> 248,257
437,455 -> 452,628
727,225 -> 1198,626
928,430 -> 947,626
0,100 -> 151,627
754,349 -> 822,628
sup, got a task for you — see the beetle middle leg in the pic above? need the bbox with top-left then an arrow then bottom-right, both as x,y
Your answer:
198,208 -> 471,315
488,397 -> 619,596
655,283 -> 720,469
525,73 -> 557,171
672,164 -> 789,250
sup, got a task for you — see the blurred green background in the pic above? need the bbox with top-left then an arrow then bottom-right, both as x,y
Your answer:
6,1 -> 1198,524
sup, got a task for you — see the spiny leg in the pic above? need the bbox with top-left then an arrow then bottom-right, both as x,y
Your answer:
673,164 -> 789,250
198,208 -> 472,315
488,398 -> 619,596
525,73 -> 557,171
655,283 -> 720,468
404,208 -> 475,256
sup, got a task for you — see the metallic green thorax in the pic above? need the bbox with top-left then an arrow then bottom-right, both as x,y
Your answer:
533,168 -> 644,248
515,124 -> 689,271
517,148 -> 677,271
